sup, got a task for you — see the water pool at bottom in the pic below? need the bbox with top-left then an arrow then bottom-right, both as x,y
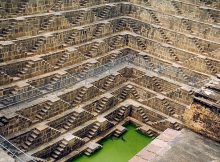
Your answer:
72,123 -> 153,162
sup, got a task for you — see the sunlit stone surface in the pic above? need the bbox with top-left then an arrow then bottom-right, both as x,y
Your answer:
0,0 -> 219,161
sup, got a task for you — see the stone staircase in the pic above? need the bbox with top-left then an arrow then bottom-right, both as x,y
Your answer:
130,86 -> 140,99
114,126 -> 127,137
18,61 -> 34,78
192,38 -> 205,53
136,37 -> 146,49
86,42 -> 100,57
1,2 -> 218,160
45,74 -> 62,91
143,55 -> 156,69
167,47 -> 179,61
72,87 -> 88,105
40,16 -> 55,33
20,128 -> 40,151
51,0 -> 63,11
50,74 -> 62,84
148,10 -> 160,24
0,21 -> 16,39
36,101 -> 53,120
103,75 -> 115,90
108,53 -> 118,62
114,130 -> 123,137
204,58 -> 217,74
152,77 -> 163,92
78,63 -> 94,78
93,23 -> 106,37
51,140 -> 68,159
63,112 -> 79,130
137,107 -> 150,123
110,36 -> 123,50
65,31 -> 77,45
171,1 -> 182,15
114,106 -> 126,122
172,122 -> 182,131
182,19 -> 193,34
72,11 -> 85,25
16,0 -> 29,14
161,98 -> 175,115
115,19 -> 126,31
177,67 -> 190,81
183,56 -> 197,66
84,143 -> 101,156
145,129 -> 156,137
95,97 -> 109,113
79,0 -> 89,7
56,51 -> 70,68
129,20 -> 140,33
86,122 -> 100,139
119,86 -> 131,100
158,28 -> 172,44
98,6 -> 112,18
28,37 -> 45,54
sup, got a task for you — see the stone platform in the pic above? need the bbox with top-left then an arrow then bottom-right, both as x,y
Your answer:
129,128 -> 220,162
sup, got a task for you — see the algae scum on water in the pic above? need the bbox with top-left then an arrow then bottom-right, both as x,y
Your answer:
73,123 -> 153,162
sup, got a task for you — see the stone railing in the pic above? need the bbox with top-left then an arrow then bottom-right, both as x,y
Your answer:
0,134 -> 37,162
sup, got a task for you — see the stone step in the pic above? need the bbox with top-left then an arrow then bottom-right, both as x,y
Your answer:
93,125 -> 99,129
87,134 -> 93,138
54,150 -> 61,155
118,112 -> 123,116
114,117 -> 120,122
35,114 -> 43,120
51,153 -> 58,159
91,128 -> 97,132
25,141 -> 32,146
63,125 -> 70,130
27,136 -> 34,142
60,140 -> 68,146
57,146 -> 64,152
20,144 -> 28,150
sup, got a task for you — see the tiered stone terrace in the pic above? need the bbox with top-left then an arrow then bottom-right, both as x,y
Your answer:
0,0 -> 219,161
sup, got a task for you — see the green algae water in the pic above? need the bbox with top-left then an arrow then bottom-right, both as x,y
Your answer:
73,123 -> 153,162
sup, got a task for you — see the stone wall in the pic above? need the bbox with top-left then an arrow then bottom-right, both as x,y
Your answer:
184,103 -> 220,141
0,0 -> 219,161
